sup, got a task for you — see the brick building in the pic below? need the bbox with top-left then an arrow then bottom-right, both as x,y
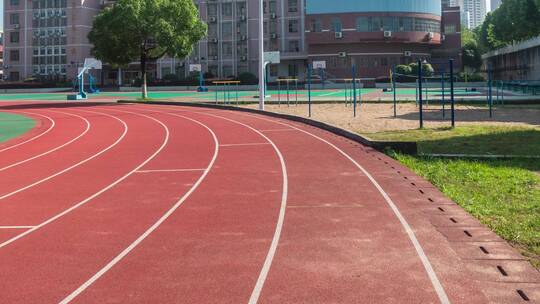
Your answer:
3,0 -> 461,83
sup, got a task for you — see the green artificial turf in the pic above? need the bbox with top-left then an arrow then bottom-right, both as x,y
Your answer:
0,112 -> 37,143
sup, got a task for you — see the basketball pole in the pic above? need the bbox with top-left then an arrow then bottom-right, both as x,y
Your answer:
258,0 -> 265,111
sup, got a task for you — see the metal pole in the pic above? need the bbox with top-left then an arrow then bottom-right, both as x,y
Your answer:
295,79 -> 298,105
392,66 -> 397,117
441,71 -> 445,118
488,64 -> 493,118
418,60 -> 423,128
258,0 -> 265,110
308,64 -> 312,117
352,65 -> 357,117
450,59 -> 455,128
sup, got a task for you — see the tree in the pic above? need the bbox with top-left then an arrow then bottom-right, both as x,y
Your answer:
88,0 -> 207,99
477,0 -> 540,51
461,28 -> 482,71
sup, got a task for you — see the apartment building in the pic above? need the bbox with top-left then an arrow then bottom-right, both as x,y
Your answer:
155,0 -> 307,83
3,0 -> 102,82
459,0 -> 487,29
4,0 -> 460,83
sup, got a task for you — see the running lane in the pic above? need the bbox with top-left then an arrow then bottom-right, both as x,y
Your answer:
61,108 -> 284,303
210,109 -> 488,303
0,110 -> 85,168
0,106 -> 216,303
0,111 -> 53,152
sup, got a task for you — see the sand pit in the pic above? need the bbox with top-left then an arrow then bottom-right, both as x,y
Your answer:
242,103 -> 540,134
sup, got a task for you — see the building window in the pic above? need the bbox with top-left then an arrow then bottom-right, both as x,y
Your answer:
10,50 -> 20,61
161,67 -> 172,77
10,71 -> 20,81
288,40 -> 299,52
288,20 -> 298,33
10,32 -> 20,43
356,17 -> 369,32
288,0 -> 297,13
268,0 -> 277,14
310,18 -> 321,32
10,13 -> 19,25
399,17 -> 414,31
331,18 -> 342,32
222,22 -> 232,38
222,42 -> 232,57
444,24 -> 456,34
222,3 -> 232,18
10,0 -> 19,5
223,65 -> 233,77
270,65 -> 278,77
288,64 -> 298,77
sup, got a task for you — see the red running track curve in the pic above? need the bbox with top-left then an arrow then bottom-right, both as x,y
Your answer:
0,102 -> 538,304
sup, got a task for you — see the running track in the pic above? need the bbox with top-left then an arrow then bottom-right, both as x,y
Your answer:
0,102 -> 538,304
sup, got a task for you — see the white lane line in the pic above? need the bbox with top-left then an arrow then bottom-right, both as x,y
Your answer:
318,91 -> 341,97
0,111 -> 55,153
0,109 -> 128,202
258,129 -> 296,132
60,112 -> 219,303
0,226 -> 36,229
135,168 -> 206,173
0,110 -> 90,173
240,113 -> 451,304
195,111 -> 289,304
220,143 -> 271,147
0,108 -> 131,249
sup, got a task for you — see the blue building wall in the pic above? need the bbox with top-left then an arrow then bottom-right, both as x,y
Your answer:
306,0 -> 441,16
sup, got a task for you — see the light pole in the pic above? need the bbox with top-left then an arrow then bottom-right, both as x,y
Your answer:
258,0 -> 265,110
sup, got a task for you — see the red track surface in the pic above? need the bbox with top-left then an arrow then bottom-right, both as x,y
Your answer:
0,102 -> 538,304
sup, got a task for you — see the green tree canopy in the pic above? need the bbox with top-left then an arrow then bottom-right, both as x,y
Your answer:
477,0 -> 540,51
88,0 -> 207,98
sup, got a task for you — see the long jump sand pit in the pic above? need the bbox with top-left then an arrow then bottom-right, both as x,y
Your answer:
243,103 -> 540,133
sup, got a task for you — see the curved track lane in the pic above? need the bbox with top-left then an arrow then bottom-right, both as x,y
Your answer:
0,111 -> 55,152
0,103 -> 538,304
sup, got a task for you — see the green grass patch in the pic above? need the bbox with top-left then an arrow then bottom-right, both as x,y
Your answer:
367,125 -> 540,156
0,112 -> 36,143
391,153 -> 540,269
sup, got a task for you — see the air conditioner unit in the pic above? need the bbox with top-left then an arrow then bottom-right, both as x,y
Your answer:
335,32 -> 343,39
240,15 -> 246,21
240,56 -> 247,61
14,24 -> 20,29
270,33 -> 277,39
427,32 -> 434,40
270,13 -> 277,19
212,56 -> 218,60
441,34 -> 446,41
404,51 -> 412,57
210,38 -> 218,43
240,35 -> 247,41
338,52 -> 347,58
178,62 -> 185,67
384,31 -> 392,38
209,16 -> 217,23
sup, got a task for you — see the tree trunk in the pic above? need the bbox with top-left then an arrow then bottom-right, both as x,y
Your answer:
141,53 -> 148,99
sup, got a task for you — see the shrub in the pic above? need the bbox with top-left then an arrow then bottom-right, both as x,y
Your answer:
238,72 -> 258,85
395,64 -> 412,75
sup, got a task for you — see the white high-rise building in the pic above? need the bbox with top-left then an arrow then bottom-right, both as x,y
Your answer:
458,0 -> 487,28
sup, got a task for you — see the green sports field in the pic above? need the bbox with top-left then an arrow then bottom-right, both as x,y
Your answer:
0,112 -> 36,143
